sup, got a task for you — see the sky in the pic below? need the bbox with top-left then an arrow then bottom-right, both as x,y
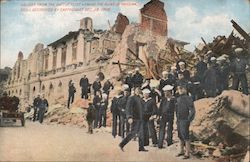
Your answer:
1,0 -> 250,68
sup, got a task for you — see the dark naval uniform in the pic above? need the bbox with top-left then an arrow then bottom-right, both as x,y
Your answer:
79,77 -> 89,99
203,65 -> 217,97
103,80 -> 114,96
111,96 -> 122,138
132,72 -> 144,88
118,95 -> 130,138
119,95 -> 146,151
86,103 -> 96,134
142,98 -> 158,146
92,81 -> 101,96
158,97 -> 176,148
93,95 -> 101,128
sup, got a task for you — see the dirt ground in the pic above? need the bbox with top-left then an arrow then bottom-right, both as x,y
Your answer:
0,121 -> 215,162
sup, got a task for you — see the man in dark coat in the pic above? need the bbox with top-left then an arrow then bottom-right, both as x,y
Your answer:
202,62 -> 218,97
102,78 -> 114,97
119,87 -> 147,152
176,85 -> 195,159
159,71 -> 175,92
132,68 -> 144,88
177,62 -> 190,81
79,74 -> 89,99
142,88 -> 158,147
124,71 -> 133,90
99,93 -> 108,127
118,88 -> 131,138
158,85 -> 175,148
33,95 -> 41,121
67,82 -> 76,108
217,56 -> 230,93
195,55 -> 207,81
86,102 -> 96,134
92,76 -> 102,96
111,91 -> 124,138
93,91 -> 102,128
231,48 -> 249,95
38,95 -> 49,124
189,70 -> 203,101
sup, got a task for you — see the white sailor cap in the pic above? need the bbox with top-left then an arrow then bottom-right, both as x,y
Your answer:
122,84 -> 129,90
141,82 -> 149,89
231,45 -> 236,48
207,50 -> 212,54
102,93 -> 108,99
95,75 -> 99,78
142,88 -> 151,94
210,57 -> 216,61
162,85 -> 174,91
128,71 -> 133,74
135,67 -> 140,71
216,56 -> 226,61
178,61 -> 185,66
162,71 -> 168,75
171,66 -> 177,70
221,54 -> 229,58
235,48 -> 243,53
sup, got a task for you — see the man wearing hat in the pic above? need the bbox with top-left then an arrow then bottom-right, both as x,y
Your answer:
79,74 -> 89,99
99,93 -> 108,127
203,62 -> 218,97
67,81 -> 76,109
86,101 -> 96,134
217,56 -> 230,93
111,90 -> 124,138
231,48 -> 249,95
118,86 -> 131,138
132,67 -> 144,88
92,76 -> 102,96
159,71 -> 173,92
141,88 -> 158,147
195,55 -> 207,81
177,61 -> 190,81
158,85 -> 176,148
176,85 -> 195,159
119,87 -> 147,152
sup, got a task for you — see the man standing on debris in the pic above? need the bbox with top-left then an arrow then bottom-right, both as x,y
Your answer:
132,67 -> 144,88
195,55 -> 207,81
124,71 -> 133,90
67,81 -> 76,109
99,93 -> 108,127
158,85 -> 175,148
79,74 -> 89,99
93,91 -> 102,128
177,62 -> 190,81
38,94 -> 49,124
111,90 -> 124,138
86,101 -> 96,134
231,48 -> 249,95
119,87 -> 147,152
176,84 -> 195,159
92,76 -> 102,96
217,55 -> 230,93
142,88 -> 158,147
102,78 -> 114,98
203,59 -> 218,97
33,94 -> 41,121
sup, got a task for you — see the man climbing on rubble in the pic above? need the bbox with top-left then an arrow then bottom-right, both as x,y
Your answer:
231,48 -> 249,95
79,74 -> 89,99
86,101 -> 96,134
67,81 -> 76,109
119,87 -> 147,152
132,67 -> 144,88
92,76 -> 102,96
176,84 -> 195,159
158,85 -> 176,148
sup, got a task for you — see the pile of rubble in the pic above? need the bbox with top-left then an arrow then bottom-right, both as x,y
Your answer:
191,90 -> 250,161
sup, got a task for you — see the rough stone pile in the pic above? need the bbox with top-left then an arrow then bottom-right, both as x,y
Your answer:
191,90 -> 250,161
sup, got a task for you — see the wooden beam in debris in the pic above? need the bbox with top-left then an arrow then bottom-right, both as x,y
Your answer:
112,61 -> 145,67
231,19 -> 250,42
201,37 -> 211,51
127,48 -> 144,64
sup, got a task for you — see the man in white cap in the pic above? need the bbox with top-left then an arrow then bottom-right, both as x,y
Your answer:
119,87 -> 147,152
231,48 -> 249,95
158,85 -> 175,148
177,61 -> 190,81
92,76 -> 102,96
141,88 -> 158,147
132,67 -> 144,88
